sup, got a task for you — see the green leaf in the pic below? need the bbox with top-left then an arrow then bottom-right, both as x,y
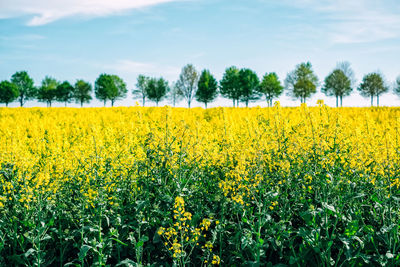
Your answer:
111,238 -> 128,246
322,202 -> 336,213
140,235 -> 149,242
345,220 -> 359,237
24,248 -> 36,258
136,241 -> 144,248
78,245 -> 91,260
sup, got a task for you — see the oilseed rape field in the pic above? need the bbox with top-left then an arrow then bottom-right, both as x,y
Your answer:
1,105 -> 400,266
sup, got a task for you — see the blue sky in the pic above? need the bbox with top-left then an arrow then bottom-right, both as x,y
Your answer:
1,0 -> 400,107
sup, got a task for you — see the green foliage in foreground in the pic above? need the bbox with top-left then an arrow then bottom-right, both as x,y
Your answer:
0,107 -> 400,266
1,140 -> 399,265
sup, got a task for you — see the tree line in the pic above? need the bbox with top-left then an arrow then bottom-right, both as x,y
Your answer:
1,62 -> 400,107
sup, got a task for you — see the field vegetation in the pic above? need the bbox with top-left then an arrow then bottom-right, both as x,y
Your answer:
1,105 -> 400,266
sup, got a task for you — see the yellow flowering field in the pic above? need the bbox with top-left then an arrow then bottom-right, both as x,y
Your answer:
1,105 -> 400,266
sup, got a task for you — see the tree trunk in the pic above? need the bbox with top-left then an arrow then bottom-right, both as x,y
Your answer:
6,102 -> 8,107
245,99 -> 249,108
111,99 -> 114,107
377,94 -> 379,107
20,97 -> 23,107
340,95 -> 343,107
205,102 -> 207,109
336,96 -> 338,107
143,96 -> 145,106
156,101 -> 159,107
81,100 -> 83,107
232,99 -> 235,107
371,95 -> 373,107
65,101 -> 67,107
188,99 -> 191,108
104,100 -> 106,107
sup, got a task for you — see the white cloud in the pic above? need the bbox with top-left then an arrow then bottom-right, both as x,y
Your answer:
282,0 -> 400,44
0,0 -> 180,26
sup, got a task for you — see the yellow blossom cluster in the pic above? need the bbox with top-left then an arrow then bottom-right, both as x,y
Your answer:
159,196 -> 215,260
0,106 -> 399,211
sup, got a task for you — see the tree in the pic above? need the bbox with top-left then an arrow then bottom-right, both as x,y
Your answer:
0,80 -> 19,107
145,77 -> 169,106
196,69 -> 218,108
11,71 -> 36,107
95,74 -> 109,106
322,62 -> 355,107
108,75 -> 127,106
239,68 -> 260,107
37,76 -> 59,107
358,72 -> 388,107
395,76 -> 400,98
168,82 -> 182,107
285,62 -> 319,104
95,74 -> 127,106
337,61 -> 356,86
220,66 -> 241,107
176,64 -> 199,108
322,69 -> 352,107
74,80 -> 92,107
56,81 -> 74,106
259,72 -> 284,107
133,75 -> 149,106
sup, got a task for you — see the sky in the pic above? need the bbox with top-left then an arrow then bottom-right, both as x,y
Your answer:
1,0 -> 400,107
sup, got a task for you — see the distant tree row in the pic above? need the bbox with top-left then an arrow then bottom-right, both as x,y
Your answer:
0,71 -> 92,107
131,63 -> 398,108
1,63 -> 400,107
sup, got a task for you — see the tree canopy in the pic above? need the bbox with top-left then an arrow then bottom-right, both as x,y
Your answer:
395,76 -> 400,98
0,80 -> 19,107
219,66 -> 241,107
133,75 -> 149,106
196,69 -> 218,108
285,62 -> 319,104
259,72 -> 283,107
358,72 -> 388,106
74,80 -> 92,107
239,68 -> 260,107
11,71 -> 36,107
168,82 -> 182,107
145,77 -> 169,106
37,76 -> 59,107
56,81 -> 74,106
95,74 -> 127,106
322,69 -> 352,107
176,64 -> 199,108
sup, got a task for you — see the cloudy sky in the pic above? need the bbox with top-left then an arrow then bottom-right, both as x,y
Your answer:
1,0 -> 399,107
